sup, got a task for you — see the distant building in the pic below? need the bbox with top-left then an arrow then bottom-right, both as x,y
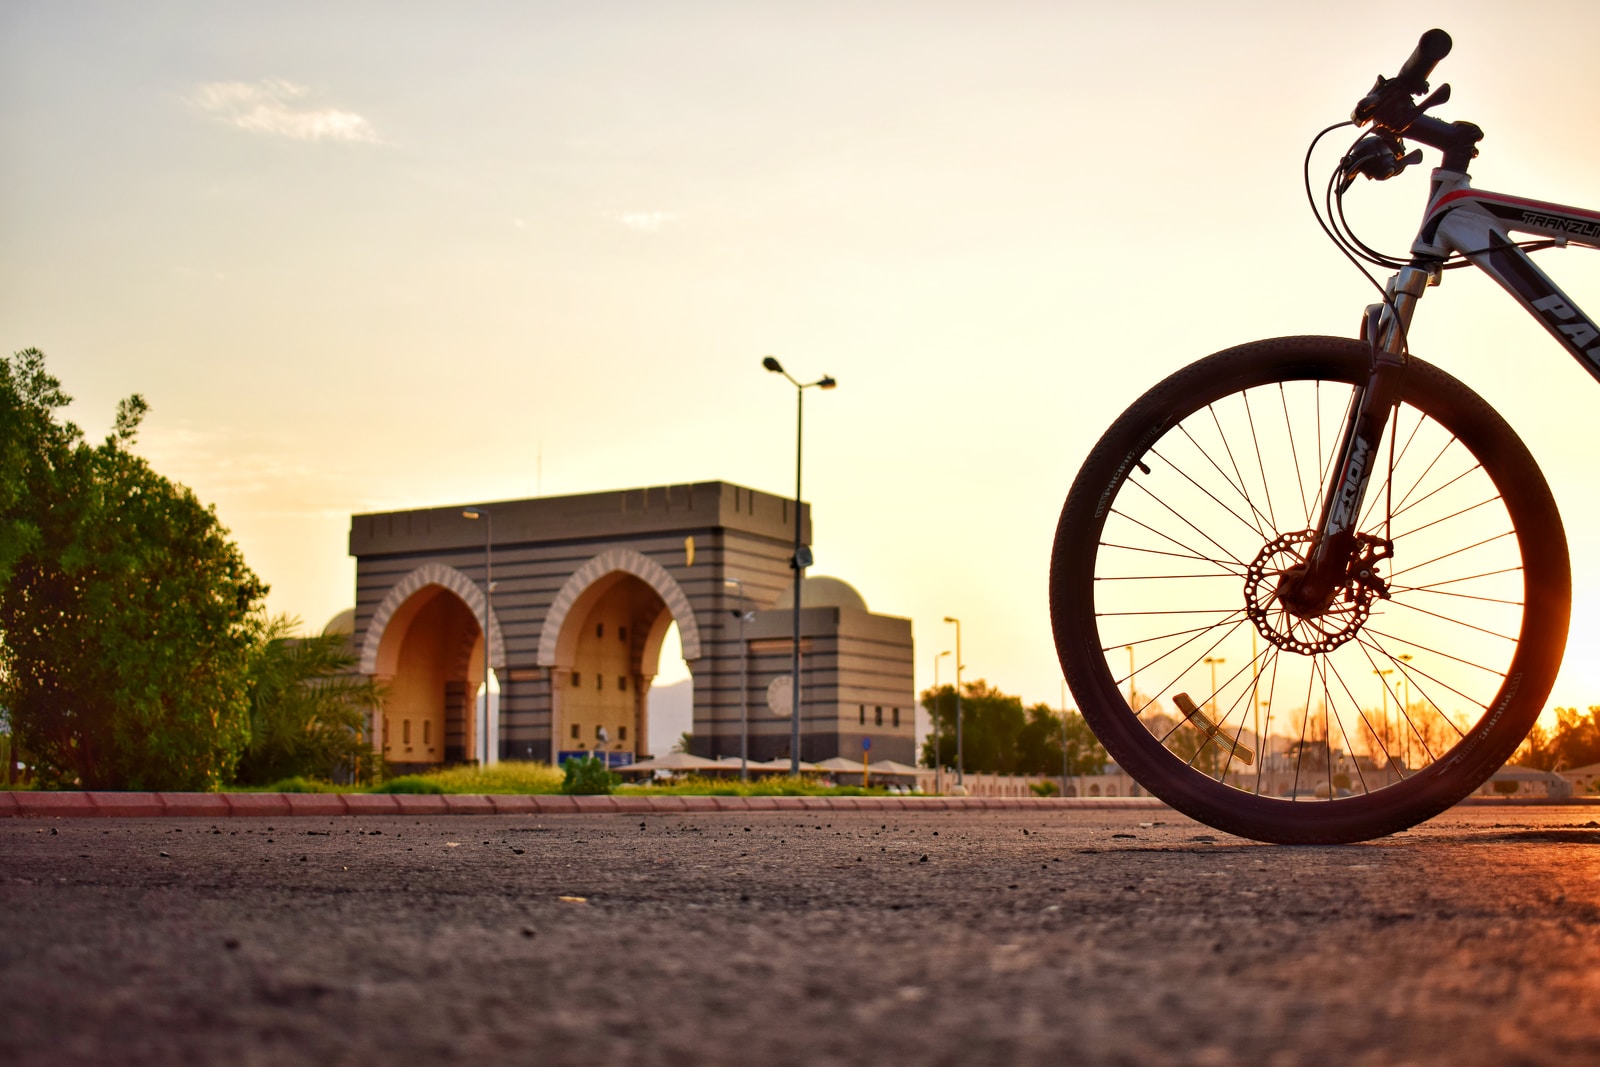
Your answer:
1473,764 -> 1573,798
345,481 -> 915,773
1559,762 -> 1600,796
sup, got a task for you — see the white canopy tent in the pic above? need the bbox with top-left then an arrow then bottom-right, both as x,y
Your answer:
615,751 -> 726,775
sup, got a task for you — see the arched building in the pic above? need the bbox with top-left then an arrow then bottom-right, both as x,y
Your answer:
347,481 -> 915,771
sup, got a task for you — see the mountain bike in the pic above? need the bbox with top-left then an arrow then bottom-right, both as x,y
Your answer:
1050,29 -> 1592,844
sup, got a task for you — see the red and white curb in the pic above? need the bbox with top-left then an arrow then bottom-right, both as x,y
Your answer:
0,792 -> 1583,819
0,792 -> 1169,818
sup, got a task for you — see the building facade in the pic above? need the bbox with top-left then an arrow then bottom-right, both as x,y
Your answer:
348,481 -> 916,772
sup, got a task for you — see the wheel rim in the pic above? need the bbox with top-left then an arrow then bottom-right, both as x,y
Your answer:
1088,367 -> 1532,806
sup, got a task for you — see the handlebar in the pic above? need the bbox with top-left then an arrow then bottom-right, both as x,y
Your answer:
1346,28 -> 1481,178
1353,28 -> 1451,127
1394,28 -> 1452,95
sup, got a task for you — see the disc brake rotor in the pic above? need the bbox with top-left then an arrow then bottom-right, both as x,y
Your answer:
1244,530 -> 1391,655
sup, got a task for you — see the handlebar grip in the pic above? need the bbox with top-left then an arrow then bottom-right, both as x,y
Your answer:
1395,28 -> 1451,92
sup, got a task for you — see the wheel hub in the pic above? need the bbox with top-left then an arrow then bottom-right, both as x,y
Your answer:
1245,530 -> 1392,654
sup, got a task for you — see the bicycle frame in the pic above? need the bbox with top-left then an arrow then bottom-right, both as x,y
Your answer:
1417,174 -> 1600,376
1297,169 -> 1600,612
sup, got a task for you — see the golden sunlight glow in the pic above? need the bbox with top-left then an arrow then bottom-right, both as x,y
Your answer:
5,2 -> 1600,725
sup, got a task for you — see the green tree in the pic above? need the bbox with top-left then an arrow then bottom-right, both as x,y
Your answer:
0,349 -> 266,790
920,680 -> 1025,773
921,681 -> 1104,776
235,615 -> 383,785
1016,703 -> 1107,777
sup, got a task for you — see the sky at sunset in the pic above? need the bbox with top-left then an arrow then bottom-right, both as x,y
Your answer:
6,0 -> 1600,724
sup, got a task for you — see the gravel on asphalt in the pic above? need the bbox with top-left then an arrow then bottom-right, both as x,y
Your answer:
4,805 -> 1600,1066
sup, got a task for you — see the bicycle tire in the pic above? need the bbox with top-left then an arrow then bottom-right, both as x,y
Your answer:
1051,336 -> 1569,844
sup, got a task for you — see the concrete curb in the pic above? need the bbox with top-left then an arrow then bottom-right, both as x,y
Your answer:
2,791 -> 1590,819
0,791 -> 1171,818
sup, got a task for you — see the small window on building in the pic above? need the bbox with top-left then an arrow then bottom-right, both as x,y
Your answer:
402,719 -> 412,744
596,623 -> 604,638
618,726 -> 627,741
618,675 -> 627,692
859,705 -> 866,725
383,717 -> 391,749
570,723 -> 580,739
596,674 -> 603,690
423,721 -> 432,745
595,725 -> 605,739
892,708 -> 901,727
618,626 -> 627,642
875,706 -> 883,726
571,671 -> 581,687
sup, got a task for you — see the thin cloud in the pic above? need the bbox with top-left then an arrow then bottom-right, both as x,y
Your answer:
189,80 -> 382,143
137,424 -> 360,506
614,212 -> 679,233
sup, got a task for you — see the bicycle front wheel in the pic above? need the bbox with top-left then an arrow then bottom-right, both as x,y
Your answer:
1051,336 -> 1569,844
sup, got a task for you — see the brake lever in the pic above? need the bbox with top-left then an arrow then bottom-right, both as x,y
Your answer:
1337,134 -> 1424,194
1417,83 -> 1451,114
1353,78 -> 1450,133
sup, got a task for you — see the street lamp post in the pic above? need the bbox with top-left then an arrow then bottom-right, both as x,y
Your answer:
763,356 -> 837,774
944,616 -> 963,789
1398,653 -> 1414,770
1375,667 -> 1396,771
1060,679 -> 1071,798
1125,645 -> 1135,710
932,649 -> 950,794
1251,629 -> 1261,754
461,507 -> 494,766
1203,656 -> 1226,717
725,578 -> 754,781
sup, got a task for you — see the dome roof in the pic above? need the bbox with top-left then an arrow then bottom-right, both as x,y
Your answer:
772,575 -> 867,613
322,608 -> 356,636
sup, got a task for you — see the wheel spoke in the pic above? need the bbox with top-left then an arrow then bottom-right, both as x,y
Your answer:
1391,493 -> 1502,541
1205,402 -> 1275,538
1104,511 -> 1248,576
1242,390 -> 1279,531
1385,529 -> 1516,582
1150,444 -> 1279,544
1388,462 -> 1485,527
1120,477 -> 1250,570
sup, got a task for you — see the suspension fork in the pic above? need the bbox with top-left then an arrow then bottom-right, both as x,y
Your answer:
1282,265 -> 1435,616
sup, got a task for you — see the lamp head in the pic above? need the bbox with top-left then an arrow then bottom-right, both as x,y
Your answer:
762,356 -> 784,374
818,376 -> 837,390
943,616 -> 958,624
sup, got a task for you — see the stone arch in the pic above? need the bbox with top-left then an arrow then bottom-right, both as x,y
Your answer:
536,548 -> 701,667
359,562 -> 506,676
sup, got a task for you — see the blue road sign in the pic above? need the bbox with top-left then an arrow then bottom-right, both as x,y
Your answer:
861,737 -> 871,751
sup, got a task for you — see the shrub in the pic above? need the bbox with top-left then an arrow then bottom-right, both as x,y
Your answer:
411,761 -> 563,795
373,775 -> 446,794
235,615 -> 383,787
260,776 -> 341,793
561,756 -> 619,795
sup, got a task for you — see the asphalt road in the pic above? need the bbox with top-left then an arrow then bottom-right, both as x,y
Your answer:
4,805 -> 1600,1066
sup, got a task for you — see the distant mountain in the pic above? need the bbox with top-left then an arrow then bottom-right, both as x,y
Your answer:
646,678 -> 693,757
